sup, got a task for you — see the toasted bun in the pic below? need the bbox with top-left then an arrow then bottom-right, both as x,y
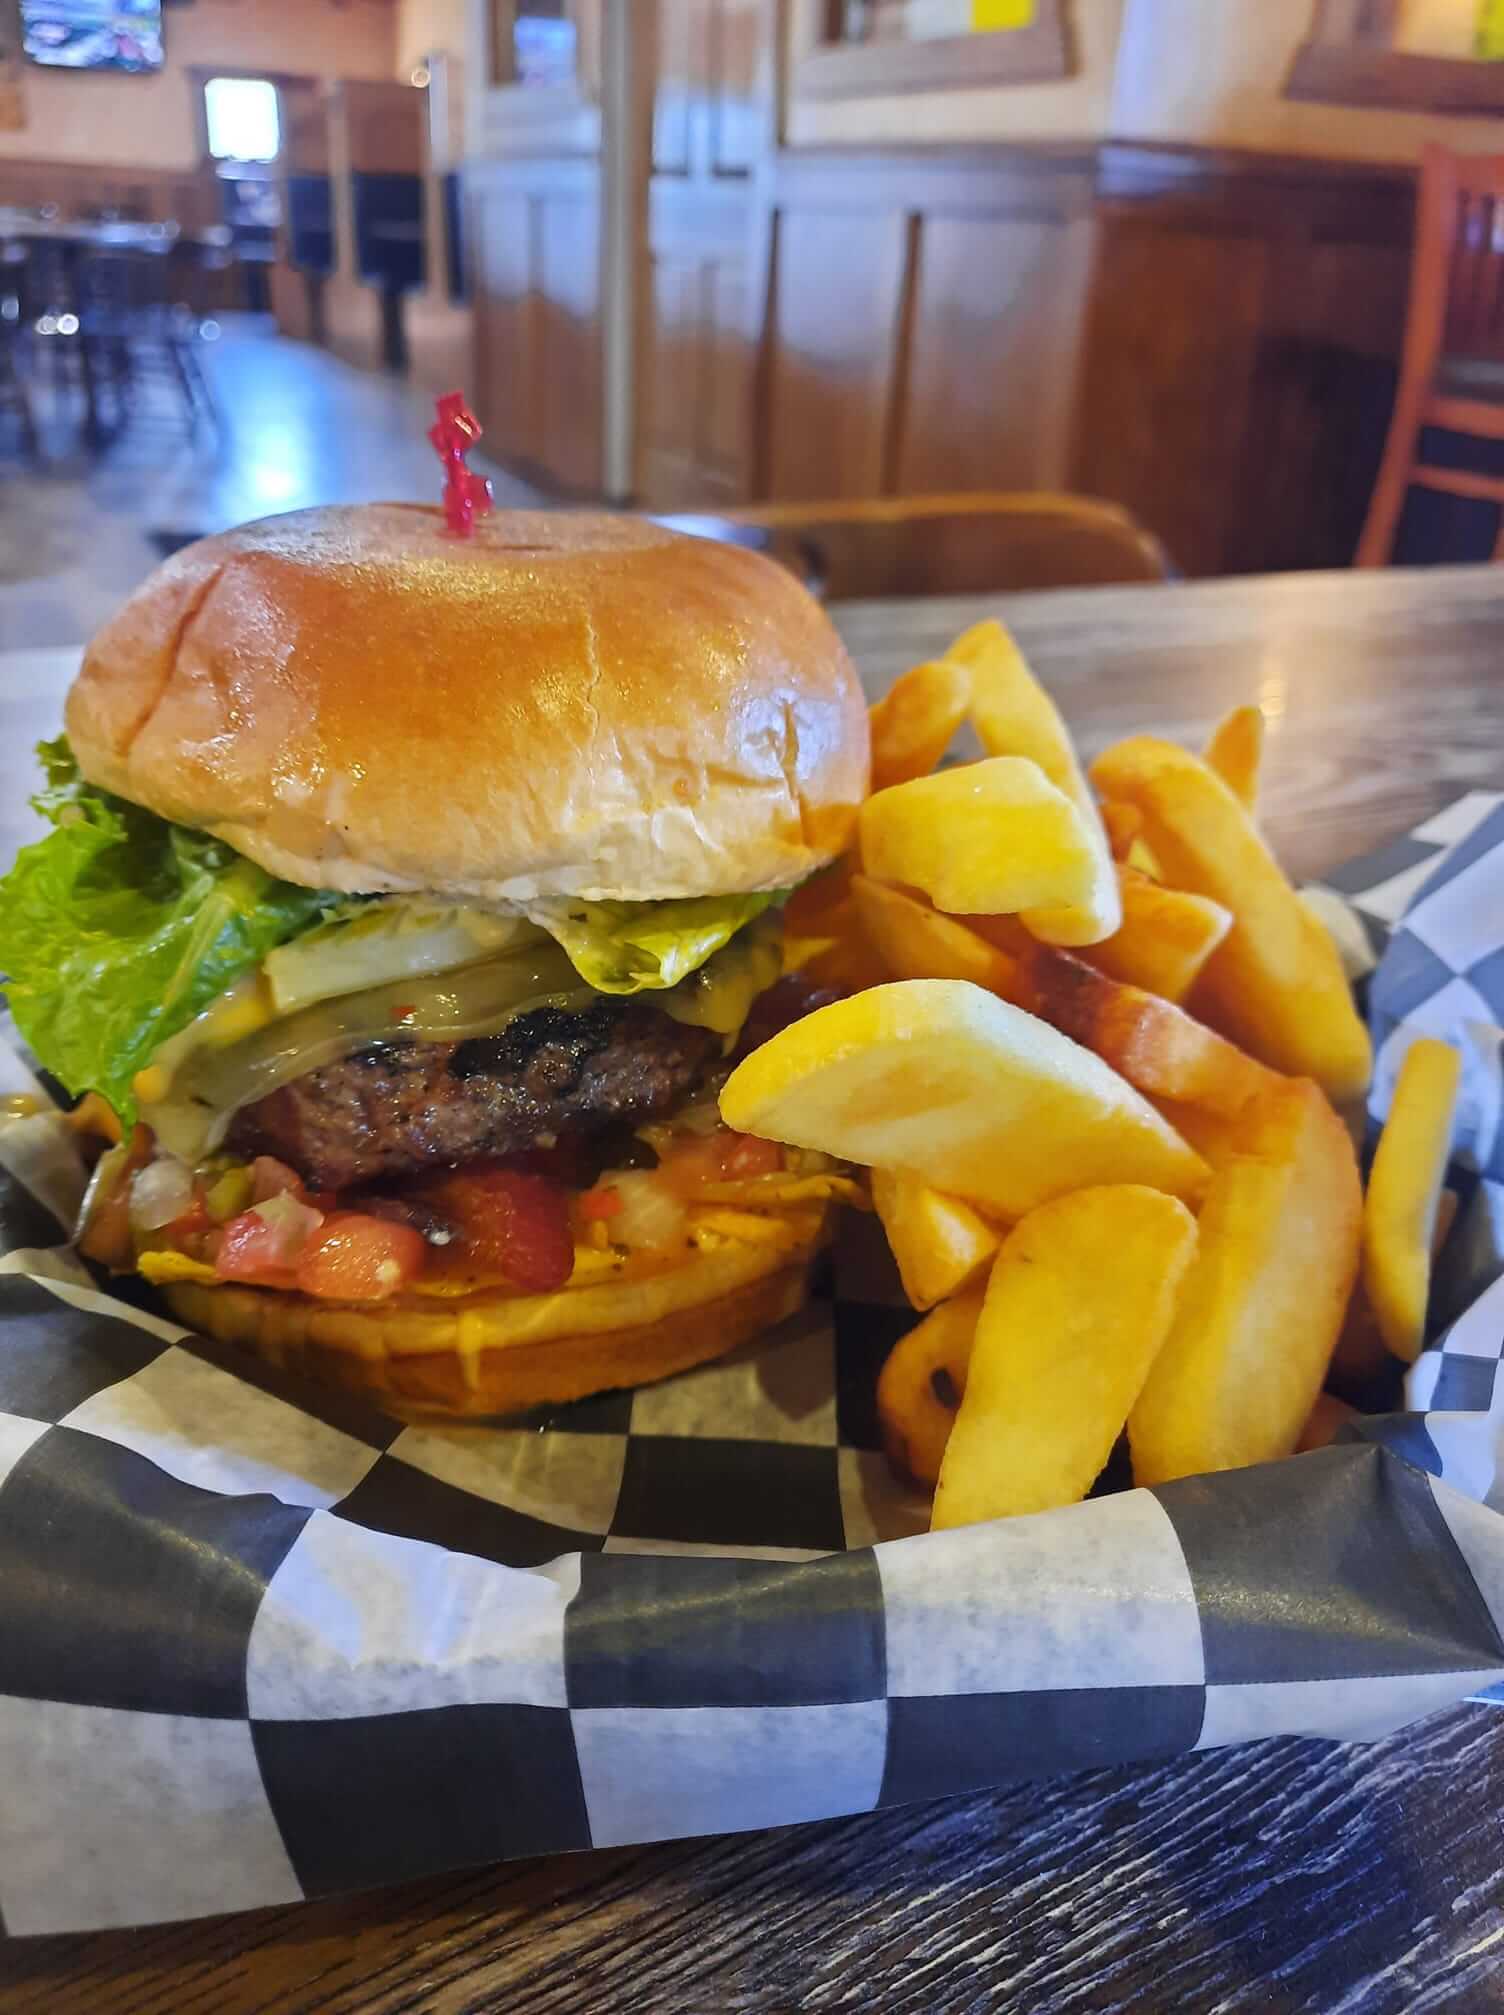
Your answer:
161,1217 -> 825,1420
66,504 -> 869,905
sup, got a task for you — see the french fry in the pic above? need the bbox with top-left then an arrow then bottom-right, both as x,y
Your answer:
876,1290 -> 982,1486
953,910 -> 1034,958
1129,1077 -> 1362,1484
1331,1187 -> 1458,1394
869,659 -> 972,792
719,979 -> 1209,1221
871,1167 -> 1002,1311
1089,737 -> 1372,1102
947,618 -> 1120,945
1014,940 -> 1279,1120
932,1186 -> 1198,1528
1100,800 -> 1144,862
1084,868 -> 1233,1006
852,875 -> 1021,997
859,758 -> 1101,922
1362,1038 -> 1462,1363
1149,1096 -> 1244,1169
1203,704 -> 1264,815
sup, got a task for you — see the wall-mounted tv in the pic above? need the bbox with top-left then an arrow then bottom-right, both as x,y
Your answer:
21,0 -> 164,74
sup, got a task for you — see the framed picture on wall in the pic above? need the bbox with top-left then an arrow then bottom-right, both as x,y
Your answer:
790,0 -> 1071,98
1290,0 -> 1504,113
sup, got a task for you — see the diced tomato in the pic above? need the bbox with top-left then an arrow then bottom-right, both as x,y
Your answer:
718,1132 -> 783,1179
214,1192 -> 325,1287
577,1184 -> 623,1222
163,1192 -> 213,1258
423,1166 -> 574,1292
250,1155 -> 312,1206
296,1212 -> 426,1302
661,1127 -> 784,1193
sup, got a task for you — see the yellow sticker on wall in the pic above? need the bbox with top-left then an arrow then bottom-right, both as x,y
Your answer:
973,0 -> 1037,25
1480,0 -> 1504,61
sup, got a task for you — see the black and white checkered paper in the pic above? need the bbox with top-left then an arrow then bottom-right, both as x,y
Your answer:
3,799 -> 1504,1936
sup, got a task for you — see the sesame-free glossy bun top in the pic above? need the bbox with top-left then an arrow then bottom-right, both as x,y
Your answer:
65,504 -> 870,903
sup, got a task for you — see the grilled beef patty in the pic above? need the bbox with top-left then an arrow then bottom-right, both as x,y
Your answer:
227,999 -> 719,1191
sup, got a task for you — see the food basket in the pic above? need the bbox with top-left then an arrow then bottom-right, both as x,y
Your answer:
1,795 -> 1502,1937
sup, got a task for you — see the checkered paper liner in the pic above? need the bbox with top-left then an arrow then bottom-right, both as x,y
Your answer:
3,800 -> 1504,1936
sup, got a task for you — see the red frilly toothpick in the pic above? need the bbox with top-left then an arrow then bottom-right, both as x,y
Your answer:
429,390 -> 494,536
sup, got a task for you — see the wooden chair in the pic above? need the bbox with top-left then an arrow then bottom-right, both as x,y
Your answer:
1358,146 -> 1504,567
651,493 -> 1172,600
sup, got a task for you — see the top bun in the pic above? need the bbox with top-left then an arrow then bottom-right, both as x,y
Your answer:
66,504 -> 870,904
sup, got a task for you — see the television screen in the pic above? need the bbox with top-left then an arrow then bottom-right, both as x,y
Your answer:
21,0 -> 164,74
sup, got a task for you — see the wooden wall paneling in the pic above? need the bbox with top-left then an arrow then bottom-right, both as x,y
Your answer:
637,0 -> 773,507
1072,146 -> 1416,577
469,174 -> 543,472
340,80 -> 426,175
894,153 -> 1096,496
468,152 -> 605,493
467,1 -> 611,493
1071,216 -> 1268,578
643,182 -> 756,502
321,81 -> 385,375
267,258 -> 323,345
536,187 -> 604,491
282,82 -> 330,176
897,209 -> 1095,494
759,149 -> 1097,508
765,199 -> 909,498
272,81 -> 329,346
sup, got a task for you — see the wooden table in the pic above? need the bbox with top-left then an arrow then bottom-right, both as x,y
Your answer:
5,564 -> 1504,2013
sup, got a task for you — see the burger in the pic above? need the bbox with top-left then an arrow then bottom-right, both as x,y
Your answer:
0,506 -> 869,1417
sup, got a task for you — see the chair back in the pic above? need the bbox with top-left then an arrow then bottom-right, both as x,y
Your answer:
1408,146 -> 1504,371
652,494 -> 1170,600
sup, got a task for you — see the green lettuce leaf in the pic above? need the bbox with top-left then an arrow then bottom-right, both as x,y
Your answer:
528,890 -> 781,994
0,739 -> 342,1123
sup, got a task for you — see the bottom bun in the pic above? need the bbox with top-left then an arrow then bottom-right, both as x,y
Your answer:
162,1217 -> 827,1421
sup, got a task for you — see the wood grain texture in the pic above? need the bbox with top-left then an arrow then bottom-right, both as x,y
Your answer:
765,204 -> 909,499
660,492 -> 1171,596
637,0 -> 767,508
8,564 -> 1504,2009
468,157 -> 605,495
897,208 -> 1095,498
761,148 -> 1096,510
1073,146 -> 1413,578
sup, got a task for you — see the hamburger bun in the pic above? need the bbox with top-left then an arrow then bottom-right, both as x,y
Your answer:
162,1214 -> 828,1420
65,504 -> 869,906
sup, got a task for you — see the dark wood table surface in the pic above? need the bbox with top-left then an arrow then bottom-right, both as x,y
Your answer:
5,564 -> 1504,2013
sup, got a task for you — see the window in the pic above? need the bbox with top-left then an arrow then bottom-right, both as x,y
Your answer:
203,76 -> 281,163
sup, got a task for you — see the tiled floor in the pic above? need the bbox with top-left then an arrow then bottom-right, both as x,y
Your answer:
0,316 -> 551,651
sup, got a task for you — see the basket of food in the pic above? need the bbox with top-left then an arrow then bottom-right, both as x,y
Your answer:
0,501 -> 1499,1938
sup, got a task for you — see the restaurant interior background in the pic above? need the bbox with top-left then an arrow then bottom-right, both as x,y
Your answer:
6,0 -> 1504,646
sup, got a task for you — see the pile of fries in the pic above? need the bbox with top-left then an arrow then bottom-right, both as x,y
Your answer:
720,621 -> 1463,1531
